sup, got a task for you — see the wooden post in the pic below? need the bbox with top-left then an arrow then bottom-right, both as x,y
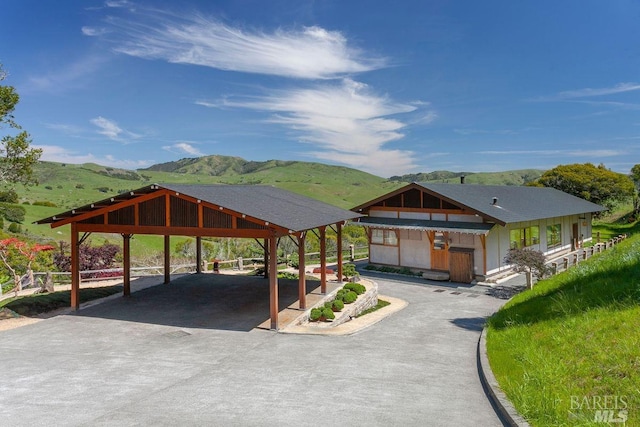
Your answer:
70,223 -> 80,310
320,226 -> 327,294
264,238 -> 269,279
196,236 -> 202,274
269,235 -> 279,330
122,234 -> 131,296
298,232 -> 306,310
596,231 -> 600,243
336,223 -> 343,282
164,235 -> 171,284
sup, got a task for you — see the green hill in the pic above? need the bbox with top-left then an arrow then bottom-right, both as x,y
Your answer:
9,156 -> 546,250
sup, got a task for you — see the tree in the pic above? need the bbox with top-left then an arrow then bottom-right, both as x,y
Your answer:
504,247 -> 548,289
0,238 -> 55,296
53,241 -> 121,279
0,64 -> 42,187
630,164 -> 640,214
536,163 -> 634,211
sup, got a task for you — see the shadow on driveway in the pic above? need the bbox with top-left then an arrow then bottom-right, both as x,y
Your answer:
77,274 -> 318,332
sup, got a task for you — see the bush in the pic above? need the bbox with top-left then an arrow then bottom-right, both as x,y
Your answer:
0,203 -> 26,223
343,290 -> 358,304
8,222 -> 21,233
324,301 -> 333,309
0,216 -> 3,229
344,282 -> 366,295
309,308 -> 322,322
342,263 -> 357,278
321,307 -> 335,320
332,299 -> 344,312
335,288 -> 348,302
32,201 -> 57,207
44,186 -> 53,190
0,189 -> 19,203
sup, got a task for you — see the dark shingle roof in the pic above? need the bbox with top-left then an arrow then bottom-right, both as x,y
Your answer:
416,183 -> 605,225
161,184 -> 360,231
36,184 -> 361,232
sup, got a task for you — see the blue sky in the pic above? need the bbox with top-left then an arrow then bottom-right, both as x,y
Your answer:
1,1 -> 639,177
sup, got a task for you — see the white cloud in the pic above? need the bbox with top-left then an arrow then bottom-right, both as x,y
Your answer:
36,145 -> 153,168
102,10 -> 387,79
204,78 -> 429,176
81,26 -> 108,37
90,116 -> 141,141
162,142 -> 203,156
535,82 -> 640,102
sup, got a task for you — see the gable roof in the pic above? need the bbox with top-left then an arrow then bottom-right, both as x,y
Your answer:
353,182 -> 605,226
36,183 -> 361,232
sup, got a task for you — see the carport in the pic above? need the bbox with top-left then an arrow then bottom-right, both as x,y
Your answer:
35,184 -> 361,330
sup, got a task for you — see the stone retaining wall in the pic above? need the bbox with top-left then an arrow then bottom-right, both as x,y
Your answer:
295,279 -> 378,328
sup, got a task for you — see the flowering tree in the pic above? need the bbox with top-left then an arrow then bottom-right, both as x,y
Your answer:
0,238 -> 55,296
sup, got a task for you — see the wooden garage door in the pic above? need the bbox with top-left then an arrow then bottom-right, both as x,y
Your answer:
449,248 -> 474,284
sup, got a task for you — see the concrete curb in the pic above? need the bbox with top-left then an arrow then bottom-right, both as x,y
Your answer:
477,328 -> 531,427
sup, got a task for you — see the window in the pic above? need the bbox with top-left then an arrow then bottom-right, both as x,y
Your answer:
547,224 -> 562,248
433,232 -> 447,250
371,229 -> 398,246
509,226 -> 540,249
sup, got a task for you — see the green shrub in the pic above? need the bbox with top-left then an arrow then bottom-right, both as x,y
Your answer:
0,203 -> 26,223
32,201 -> 57,207
324,301 -> 333,309
8,222 -> 21,233
309,308 -> 322,322
44,185 -> 53,190
332,299 -> 344,312
343,290 -> 358,304
342,263 -> 357,277
0,189 -> 19,203
335,289 -> 348,302
321,307 -> 335,320
0,216 -> 3,229
344,282 -> 366,295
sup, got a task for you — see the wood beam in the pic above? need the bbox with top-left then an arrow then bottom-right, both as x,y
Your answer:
122,234 -> 131,296
269,235 -> 279,330
480,234 -> 487,275
320,226 -> 327,293
196,236 -> 202,274
298,232 -> 306,310
70,223 -> 80,310
263,238 -> 269,279
164,235 -> 171,284
74,223 -> 274,238
336,222 -> 343,282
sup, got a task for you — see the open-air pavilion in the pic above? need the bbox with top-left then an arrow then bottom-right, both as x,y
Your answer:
35,184 -> 361,330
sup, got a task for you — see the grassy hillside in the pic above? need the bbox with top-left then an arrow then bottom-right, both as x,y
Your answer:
487,235 -> 640,426
9,156 -> 546,255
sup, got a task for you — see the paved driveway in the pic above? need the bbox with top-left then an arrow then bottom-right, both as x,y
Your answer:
0,273 -> 505,426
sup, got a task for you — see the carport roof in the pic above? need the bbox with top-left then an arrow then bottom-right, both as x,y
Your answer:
36,183 -> 362,232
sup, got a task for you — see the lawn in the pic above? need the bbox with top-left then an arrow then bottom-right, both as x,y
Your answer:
486,235 -> 640,426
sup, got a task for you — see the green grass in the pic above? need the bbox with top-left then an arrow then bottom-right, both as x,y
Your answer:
486,235 -> 640,426
0,285 -> 124,316
356,299 -> 390,317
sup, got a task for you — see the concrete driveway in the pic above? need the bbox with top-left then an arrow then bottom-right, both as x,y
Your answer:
0,273 -> 505,426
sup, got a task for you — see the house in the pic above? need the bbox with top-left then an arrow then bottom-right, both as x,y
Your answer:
351,182 -> 604,283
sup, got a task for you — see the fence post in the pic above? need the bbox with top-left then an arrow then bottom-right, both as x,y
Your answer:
238,257 -> 244,271
563,257 -> 569,270
551,262 -> 557,275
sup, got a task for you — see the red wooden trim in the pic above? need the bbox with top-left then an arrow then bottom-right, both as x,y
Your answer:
70,223 -> 80,310
336,223 -> 343,282
123,234 -> 131,296
74,223 -> 274,238
320,226 -> 327,293
269,235 -> 279,330
298,232 -> 306,309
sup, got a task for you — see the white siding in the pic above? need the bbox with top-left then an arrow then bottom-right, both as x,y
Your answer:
399,231 -> 430,268
370,245 -> 399,265
399,211 -> 430,220
370,209 -> 397,218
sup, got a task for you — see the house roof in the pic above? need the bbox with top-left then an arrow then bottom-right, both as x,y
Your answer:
353,182 -> 605,226
418,183 -> 604,224
356,216 -> 495,235
36,183 -> 362,232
